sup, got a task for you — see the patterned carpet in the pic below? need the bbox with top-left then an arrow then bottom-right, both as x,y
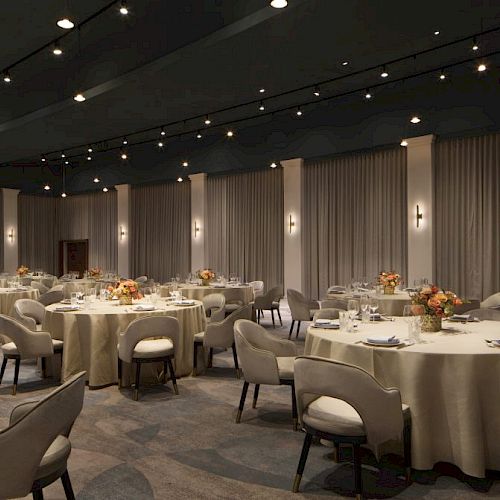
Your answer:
1,304 -> 499,499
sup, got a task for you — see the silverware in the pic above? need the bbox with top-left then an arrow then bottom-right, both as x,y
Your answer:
484,339 -> 495,348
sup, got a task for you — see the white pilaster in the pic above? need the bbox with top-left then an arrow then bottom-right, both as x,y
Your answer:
2,188 -> 20,273
282,158 -> 304,295
115,184 -> 130,278
406,135 -> 434,285
189,173 -> 207,272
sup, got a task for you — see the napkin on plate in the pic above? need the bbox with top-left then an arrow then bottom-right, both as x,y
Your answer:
366,335 -> 398,344
174,300 -> 195,305
328,286 -> 346,293
133,304 -> 156,311
55,305 -> 80,312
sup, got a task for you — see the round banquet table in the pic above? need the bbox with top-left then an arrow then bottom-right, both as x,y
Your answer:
327,290 -> 411,316
0,287 -> 40,315
61,279 -> 98,298
305,318 -> 500,478
43,299 -> 205,388
160,283 -> 254,304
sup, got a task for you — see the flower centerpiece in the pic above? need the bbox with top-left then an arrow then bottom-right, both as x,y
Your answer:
410,285 -> 462,332
16,265 -> 29,277
378,271 -> 401,294
198,269 -> 215,286
88,266 -> 103,280
108,279 -> 142,305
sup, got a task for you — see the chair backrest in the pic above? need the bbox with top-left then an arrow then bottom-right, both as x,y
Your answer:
0,314 -> 53,358
467,308 -> 500,321
253,285 -> 282,309
480,292 -> 500,309
249,280 -> 264,297
233,319 -> 296,385
313,308 -> 341,321
38,289 -> 63,306
287,288 -> 314,321
41,277 -> 56,289
204,304 -> 252,348
294,356 -> 404,450
31,281 -> 49,295
118,315 -> 180,363
202,293 -> 226,322
135,276 -> 148,283
320,298 -> 348,310
0,372 -> 85,498
13,299 -> 46,331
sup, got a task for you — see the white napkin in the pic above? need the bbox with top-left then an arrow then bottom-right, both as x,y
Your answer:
451,314 -> 470,320
357,287 -> 370,292
328,286 -> 346,292
133,304 -> 156,311
366,335 -> 398,344
55,305 -> 80,312
175,300 -> 195,305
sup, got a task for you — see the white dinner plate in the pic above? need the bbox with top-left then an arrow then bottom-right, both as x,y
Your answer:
362,339 -> 402,347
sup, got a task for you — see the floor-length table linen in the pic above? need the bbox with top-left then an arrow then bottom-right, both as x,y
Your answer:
326,290 -> 411,316
0,288 -> 40,315
161,284 -> 254,304
304,319 -> 500,478
43,299 -> 205,388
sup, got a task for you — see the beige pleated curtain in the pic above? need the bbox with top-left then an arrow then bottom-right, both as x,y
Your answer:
434,132 -> 500,300
303,147 -> 407,300
207,169 -> 283,290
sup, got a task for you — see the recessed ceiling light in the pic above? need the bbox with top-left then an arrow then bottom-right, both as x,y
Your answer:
364,89 -> 372,99
380,65 -> 389,78
3,71 -> 11,83
296,107 -> 303,116
88,147 -> 93,153
61,153 -> 66,158
43,184 -> 51,191
259,101 -> 265,111
119,1 -> 128,15
158,141 -> 164,148
270,0 -> 287,8
73,93 -> 85,102
102,187 -> 109,192
270,162 -> 277,168
439,71 -> 446,80
313,86 -> 320,97
93,177 -> 100,183
227,130 -> 234,137
410,116 -> 421,124
204,115 -> 211,125
52,43 -> 63,56
259,88 -> 266,93
477,63 -> 486,72
121,152 -> 128,160
177,177 -> 183,182
61,192 -> 67,198
57,18 -> 74,29
41,156 -> 46,162
341,61 -> 349,66
472,37 -> 479,51
400,139 -> 408,147
182,161 -> 189,167
434,30 -> 440,36
196,131 -> 202,139
160,128 -> 166,136
87,156 -> 92,161
64,160 -> 69,165
122,137 -> 128,145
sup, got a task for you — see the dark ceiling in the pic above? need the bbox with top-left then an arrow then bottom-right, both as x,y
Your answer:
0,0 -> 499,194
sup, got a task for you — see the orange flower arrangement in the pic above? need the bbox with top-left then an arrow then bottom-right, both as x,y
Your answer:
108,280 -> 142,300
16,265 -> 29,276
378,271 -> 401,287
88,266 -> 103,279
411,285 -> 462,317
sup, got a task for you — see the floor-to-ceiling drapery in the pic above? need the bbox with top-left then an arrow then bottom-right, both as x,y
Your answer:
207,169 -> 283,291
303,147 -> 407,300
434,132 -> 500,300
131,181 -> 190,283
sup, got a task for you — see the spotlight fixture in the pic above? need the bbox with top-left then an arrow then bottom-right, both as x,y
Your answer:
364,89 -> 372,99
439,71 -> 446,80
182,161 -> 189,167
410,116 -> 421,124
119,1 -> 128,15
341,61 -> 349,66
400,139 -> 408,147
73,93 -> 85,102
204,115 -> 211,125
102,187 -> 109,192
259,101 -> 265,111
64,160 -> 69,165
87,147 -> 93,153
270,0 -> 287,8
259,88 -> 266,93
52,42 -> 63,55
41,156 -> 47,162
313,86 -> 320,97
296,107 -> 303,116
120,151 -> 128,160
3,71 -> 11,83
87,156 -> 92,161
122,137 -> 128,145
93,177 -> 100,183
380,65 -> 389,78
160,127 -> 166,136
61,192 -> 67,198
477,63 -> 486,72
177,177 -> 183,182
57,18 -> 74,30
61,153 -> 66,158
157,141 -> 164,148
270,162 -> 277,168
434,30 -> 440,36
43,183 -> 51,191
472,38 -> 479,51
226,130 -> 234,137
196,131 -> 202,139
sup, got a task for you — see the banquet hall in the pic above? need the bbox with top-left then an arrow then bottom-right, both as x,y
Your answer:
0,0 -> 499,499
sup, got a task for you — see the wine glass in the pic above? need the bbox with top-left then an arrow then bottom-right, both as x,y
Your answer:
347,299 -> 359,331
143,287 -> 152,303
369,298 -> 379,321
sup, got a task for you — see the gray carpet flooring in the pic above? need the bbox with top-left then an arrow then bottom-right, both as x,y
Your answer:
1,304 -> 499,499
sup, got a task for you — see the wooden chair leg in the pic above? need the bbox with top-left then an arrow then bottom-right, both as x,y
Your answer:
166,357 -> 179,395
134,362 -> 141,401
117,358 -> 122,388
353,444 -> 363,500
252,384 -> 260,408
13,357 -> 20,395
277,308 -> 283,326
231,343 -> 240,378
60,469 -> 75,500
235,381 -> 249,423
291,382 -> 298,430
32,488 -> 44,500
0,357 -> 7,384
292,432 -> 313,492
403,421 -> 412,483
288,320 -> 295,339
295,321 -> 301,339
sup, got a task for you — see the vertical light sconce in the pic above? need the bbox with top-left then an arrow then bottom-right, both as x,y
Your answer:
288,214 -> 296,234
416,205 -> 423,228
194,220 -> 200,238
119,226 -> 126,240
7,229 -> 14,242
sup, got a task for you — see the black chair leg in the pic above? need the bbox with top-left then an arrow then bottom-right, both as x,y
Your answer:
163,360 -> 168,383
292,432 -> 313,492
208,348 -> 213,368
277,308 -> 283,326
193,342 -> 199,376
403,421 -> 412,483
41,356 -> 46,378
252,384 -> 260,408
133,362 -> 141,401
291,382 -> 298,430
166,357 -> 179,395
231,343 -> 240,378
235,381 -> 249,423
0,356 -> 7,384
32,489 -> 44,500
288,320 -> 295,339
295,321 -> 301,339
60,469 -> 76,500
271,309 -> 276,327
257,309 -> 261,324
117,358 -> 122,388
353,444 -> 363,500
13,357 -> 20,395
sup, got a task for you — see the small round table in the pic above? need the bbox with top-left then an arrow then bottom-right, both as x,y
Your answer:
161,284 -> 254,305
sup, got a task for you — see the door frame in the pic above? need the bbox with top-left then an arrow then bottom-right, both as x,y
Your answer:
59,239 -> 89,278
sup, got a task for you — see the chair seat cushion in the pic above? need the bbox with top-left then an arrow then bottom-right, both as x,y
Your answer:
277,356 -> 295,380
35,435 -> 71,481
52,339 -> 64,352
271,302 -> 280,309
225,303 -> 240,312
1,342 -> 18,355
133,338 -> 174,359
194,331 -> 205,342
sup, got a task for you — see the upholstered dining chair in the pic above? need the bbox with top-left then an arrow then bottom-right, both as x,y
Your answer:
38,289 -> 64,306
134,275 -> 148,283
233,319 -> 298,430
480,292 -> 500,309
193,304 -> 252,377
41,277 -> 56,289
20,277 -> 32,286
202,293 -> 226,323
13,298 -> 46,331
253,285 -> 283,327
0,371 -> 85,500
287,289 -> 320,339
320,298 -> 348,310
0,314 -> 63,395
312,308 -> 342,321
466,308 -> 500,321
118,316 -> 180,401
292,356 -> 411,498
249,280 -> 265,298
31,281 -> 49,295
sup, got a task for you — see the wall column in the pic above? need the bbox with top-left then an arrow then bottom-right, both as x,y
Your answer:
406,134 -> 435,286
189,173 -> 207,272
282,158 -> 304,295
116,184 -> 131,278
2,189 -> 20,273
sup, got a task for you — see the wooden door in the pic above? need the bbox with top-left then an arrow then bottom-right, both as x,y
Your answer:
59,240 -> 89,278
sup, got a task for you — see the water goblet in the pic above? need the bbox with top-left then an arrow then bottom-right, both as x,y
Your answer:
347,299 -> 359,332
369,298 -> 379,321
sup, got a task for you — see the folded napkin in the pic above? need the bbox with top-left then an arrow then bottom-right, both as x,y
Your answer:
133,304 -> 156,311
55,305 -> 80,312
357,287 -> 370,292
452,314 -> 470,320
174,300 -> 195,305
315,319 -> 331,324
328,286 -> 346,292
211,284 -> 225,288
366,335 -> 398,344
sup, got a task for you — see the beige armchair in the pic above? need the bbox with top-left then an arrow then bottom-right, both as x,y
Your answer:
466,308 -> 500,321
0,371 -> 85,499
193,304 -> 252,377
292,356 -> 411,498
233,319 -> 298,430
480,292 -> 500,309
320,298 -> 348,310
287,289 -> 320,339
0,314 -> 63,395
253,285 -> 283,327
13,298 -> 46,331
249,280 -> 264,298
118,316 -> 179,401
38,289 -> 63,306
31,281 -> 49,295
202,293 -> 226,323
312,308 -> 342,321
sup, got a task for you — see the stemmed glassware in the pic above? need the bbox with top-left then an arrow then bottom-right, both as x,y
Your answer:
347,299 -> 360,332
403,304 -> 424,342
360,295 -> 370,322
369,298 -> 379,321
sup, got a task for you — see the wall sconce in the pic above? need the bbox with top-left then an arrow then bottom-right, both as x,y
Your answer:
7,229 -> 14,242
416,205 -> 423,228
119,226 -> 126,240
288,214 -> 296,234
194,220 -> 200,238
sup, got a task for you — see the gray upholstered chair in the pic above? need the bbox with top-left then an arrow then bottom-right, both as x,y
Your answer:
193,304 -> 252,377
0,371 -> 85,499
287,289 -> 320,339
118,316 -> 179,401
13,298 -> 46,331
480,292 -> 500,309
31,281 -> 49,295
135,275 -> 148,283
202,293 -> 226,323
20,277 -> 32,286
233,319 -> 298,430
320,298 -> 348,310
253,285 -> 283,327
38,289 -> 64,306
312,308 -> 342,321
41,277 -> 56,289
292,356 -> 411,498
249,280 -> 264,298
0,314 -> 63,395
466,308 -> 500,321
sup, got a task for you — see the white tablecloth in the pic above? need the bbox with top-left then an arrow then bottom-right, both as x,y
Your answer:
305,318 -> 500,478
0,288 -> 40,315
327,290 -> 411,316
161,284 -> 254,304
43,299 -> 205,388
